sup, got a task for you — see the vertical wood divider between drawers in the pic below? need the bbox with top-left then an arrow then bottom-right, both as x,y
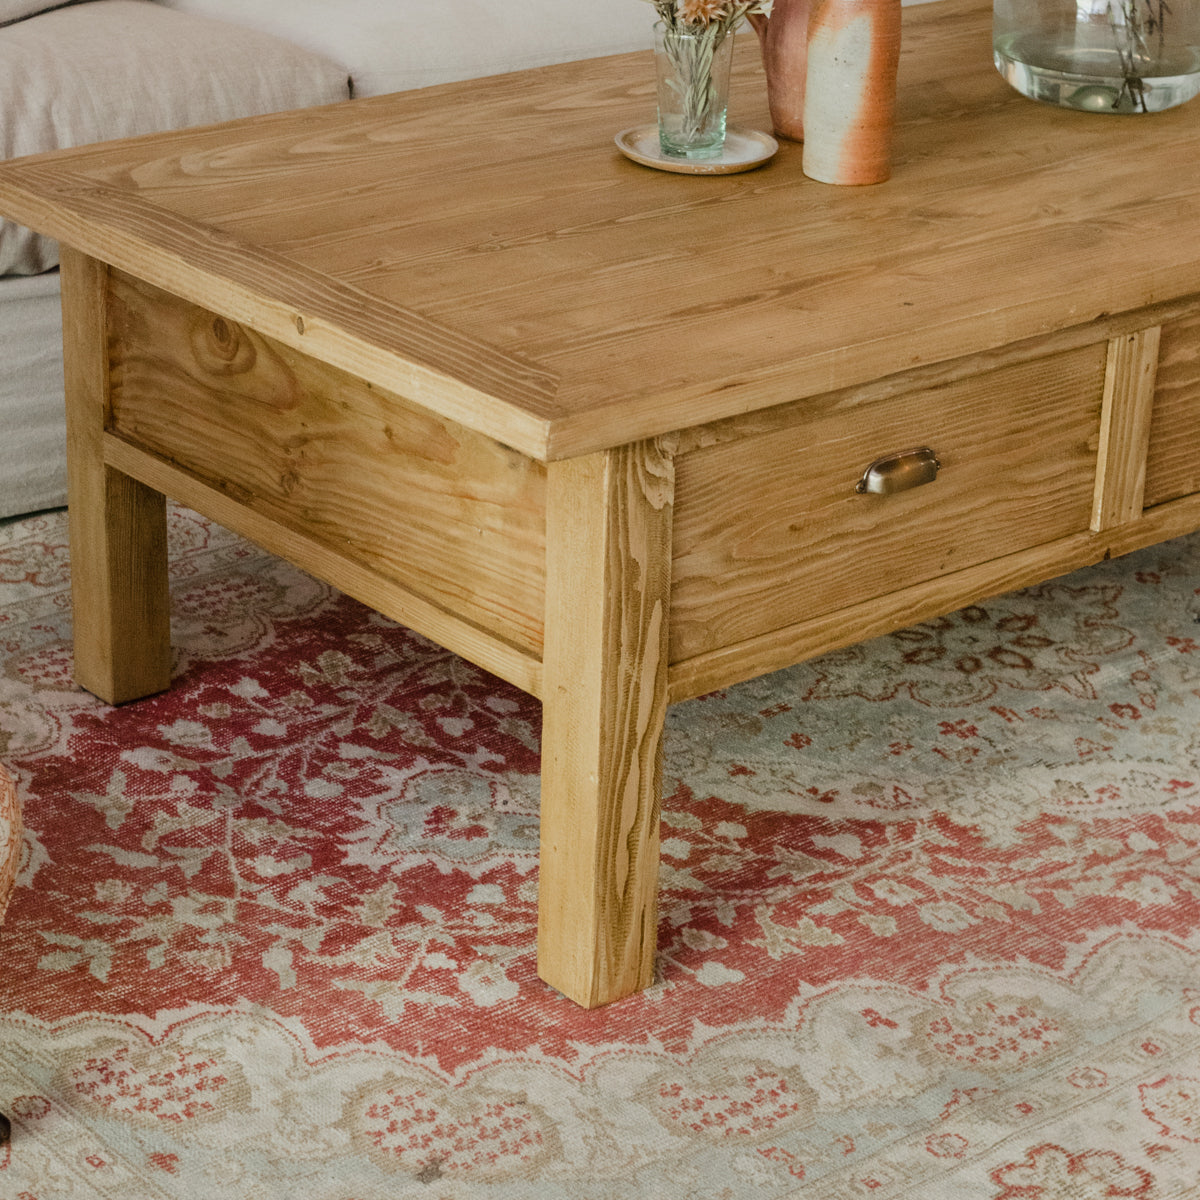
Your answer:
1092,326 -> 1161,532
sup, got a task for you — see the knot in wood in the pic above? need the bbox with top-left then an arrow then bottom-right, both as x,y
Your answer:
190,312 -> 256,376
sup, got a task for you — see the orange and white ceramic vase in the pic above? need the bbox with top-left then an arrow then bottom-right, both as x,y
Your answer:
801,0 -> 902,185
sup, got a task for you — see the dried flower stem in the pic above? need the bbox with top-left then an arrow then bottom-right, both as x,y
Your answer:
1108,0 -> 1172,111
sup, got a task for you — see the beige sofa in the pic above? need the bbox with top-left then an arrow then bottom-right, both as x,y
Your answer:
0,0 -> 647,518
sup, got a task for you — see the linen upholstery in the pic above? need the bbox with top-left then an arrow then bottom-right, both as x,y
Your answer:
0,272 -> 64,518
156,0 -> 650,98
0,0 -> 80,26
0,0 -> 350,275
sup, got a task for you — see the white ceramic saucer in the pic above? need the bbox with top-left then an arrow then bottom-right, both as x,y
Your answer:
615,125 -> 779,175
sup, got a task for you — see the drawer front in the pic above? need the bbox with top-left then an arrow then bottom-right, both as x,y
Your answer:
105,271 -> 547,655
669,344 -> 1108,664
1144,311 -> 1200,508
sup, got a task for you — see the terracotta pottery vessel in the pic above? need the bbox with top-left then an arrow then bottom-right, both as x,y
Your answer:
748,0 -> 811,142
800,0 -> 902,185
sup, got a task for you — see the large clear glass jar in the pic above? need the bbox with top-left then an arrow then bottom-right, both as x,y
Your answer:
994,0 -> 1200,112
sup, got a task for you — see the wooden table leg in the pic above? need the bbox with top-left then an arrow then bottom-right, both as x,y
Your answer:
537,438 -> 675,1007
61,249 -> 171,706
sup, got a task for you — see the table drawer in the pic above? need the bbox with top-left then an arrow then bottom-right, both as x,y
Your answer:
1144,311 -> 1200,508
669,344 -> 1108,664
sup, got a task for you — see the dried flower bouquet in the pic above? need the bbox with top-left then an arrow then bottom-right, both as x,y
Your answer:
644,0 -> 774,33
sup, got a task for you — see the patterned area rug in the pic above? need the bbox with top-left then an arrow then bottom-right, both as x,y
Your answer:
1,505 -> 1199,1199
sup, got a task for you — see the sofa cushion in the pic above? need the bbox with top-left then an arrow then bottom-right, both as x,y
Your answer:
0,0 -> 350,275
0,0 -> 81,26
156,0 -> 650,99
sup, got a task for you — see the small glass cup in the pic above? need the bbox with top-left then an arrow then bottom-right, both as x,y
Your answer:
655,22 -> 735,159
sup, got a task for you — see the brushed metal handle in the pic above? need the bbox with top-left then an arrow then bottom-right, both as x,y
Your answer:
855,447 -> 941,495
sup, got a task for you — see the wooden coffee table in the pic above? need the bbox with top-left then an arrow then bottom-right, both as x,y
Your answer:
3,0 -> 1199,1007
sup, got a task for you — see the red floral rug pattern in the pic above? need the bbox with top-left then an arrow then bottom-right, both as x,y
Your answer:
0,506 -> 1198,1197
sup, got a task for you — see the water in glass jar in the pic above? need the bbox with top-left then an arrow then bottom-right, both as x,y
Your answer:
994,0 -> 1200,113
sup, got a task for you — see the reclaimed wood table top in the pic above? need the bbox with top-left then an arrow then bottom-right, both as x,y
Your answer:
1,0 -> 1199,464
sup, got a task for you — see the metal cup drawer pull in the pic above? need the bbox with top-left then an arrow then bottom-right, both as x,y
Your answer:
855,447 -> 941,495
